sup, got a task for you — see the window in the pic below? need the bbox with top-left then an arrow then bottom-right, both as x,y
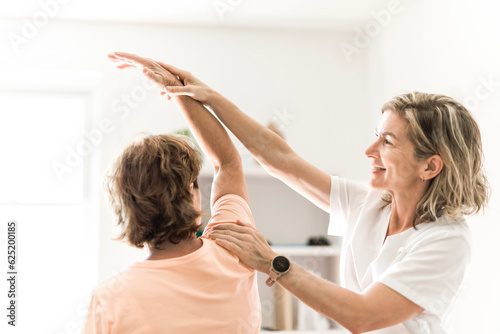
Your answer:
0,92 -> 96,332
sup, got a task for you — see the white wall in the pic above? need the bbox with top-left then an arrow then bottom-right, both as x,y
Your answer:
366,0 -> 500,332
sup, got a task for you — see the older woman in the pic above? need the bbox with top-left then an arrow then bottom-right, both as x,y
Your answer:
113,52 -> 489,333
85,53 -> 262,333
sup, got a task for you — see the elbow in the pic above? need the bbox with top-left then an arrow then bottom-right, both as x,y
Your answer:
341,319 -> 375,334
345,329 -> 362,334
344,312 -> 387,334
339,315 -> 372,334
216,157 -> 243,174
347,323 -> 370,334
213,150 -> 243,172
330,301 -> 376,334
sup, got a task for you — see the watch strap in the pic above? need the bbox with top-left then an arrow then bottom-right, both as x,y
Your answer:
265,269 -> 280,287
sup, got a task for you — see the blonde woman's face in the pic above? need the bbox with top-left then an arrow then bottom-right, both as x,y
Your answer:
365,111 -> 426,194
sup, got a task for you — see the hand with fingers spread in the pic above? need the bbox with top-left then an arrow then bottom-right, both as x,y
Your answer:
208,221 -> 278,274
108,51 -> 215,106
108,51 -> 181,100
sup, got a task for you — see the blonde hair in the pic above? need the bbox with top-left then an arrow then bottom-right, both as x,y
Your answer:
105,134 -> 203,248
381,92 -> 489,224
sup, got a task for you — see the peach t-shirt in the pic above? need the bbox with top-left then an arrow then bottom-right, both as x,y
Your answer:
84,194 -> 261,334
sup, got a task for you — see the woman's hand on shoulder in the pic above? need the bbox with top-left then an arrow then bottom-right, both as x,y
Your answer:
207,221 -> 277,274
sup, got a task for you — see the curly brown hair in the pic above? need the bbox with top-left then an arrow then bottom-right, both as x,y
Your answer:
105,133 -> 203,249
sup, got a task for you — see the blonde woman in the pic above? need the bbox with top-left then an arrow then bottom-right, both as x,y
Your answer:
113,52 -> 489,333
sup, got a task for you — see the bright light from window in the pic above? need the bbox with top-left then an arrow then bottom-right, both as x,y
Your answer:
0,92 -> 95,333
0,93 -> 85,204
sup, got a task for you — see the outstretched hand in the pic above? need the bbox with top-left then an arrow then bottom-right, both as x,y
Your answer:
108,52 -> 215,106
208,221 -> 277,274
108,51 -> 182,100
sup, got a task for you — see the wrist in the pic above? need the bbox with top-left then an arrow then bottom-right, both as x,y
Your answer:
261,251 -> 279,274
265,254 -> 292,287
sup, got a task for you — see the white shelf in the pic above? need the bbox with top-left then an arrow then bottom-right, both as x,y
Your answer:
198,164 -> 338,179
271,331 -> 345,334
198,164 -> 271,178
271,245 -> 341,257
272,331 -> 345,334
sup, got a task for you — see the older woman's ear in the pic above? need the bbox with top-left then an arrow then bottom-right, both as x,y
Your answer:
423,155 -> 444,180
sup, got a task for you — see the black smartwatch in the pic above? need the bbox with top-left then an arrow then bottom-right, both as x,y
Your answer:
265,255 -> 291,287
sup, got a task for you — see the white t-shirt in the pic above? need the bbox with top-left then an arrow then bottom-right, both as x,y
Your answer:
329,176 -> 471,334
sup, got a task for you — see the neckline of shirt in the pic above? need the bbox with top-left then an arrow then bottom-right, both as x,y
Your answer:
131,238 -> 209,268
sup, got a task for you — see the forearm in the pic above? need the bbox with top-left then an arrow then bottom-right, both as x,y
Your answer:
210,222 -> 421,332
277,263 -> 372,333
171,95 -> 240,170
208,92 -> 294,174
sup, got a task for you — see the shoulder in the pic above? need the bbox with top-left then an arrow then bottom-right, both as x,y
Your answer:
91,268 -> 137,301
416,215 -> 470,242
330,176 -> 384,213
331,176 -> 371,196
211,193 -> 251,214
408,215 -> 471,259
329,176 -> 387,236
202,194 -> 255,237
210,194 -> 252,223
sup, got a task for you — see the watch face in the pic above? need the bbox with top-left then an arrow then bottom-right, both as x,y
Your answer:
273,256 -> 290,273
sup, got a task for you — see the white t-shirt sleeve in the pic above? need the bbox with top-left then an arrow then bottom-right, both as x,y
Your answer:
377,226 -> 471,319
328,176 -> 371,236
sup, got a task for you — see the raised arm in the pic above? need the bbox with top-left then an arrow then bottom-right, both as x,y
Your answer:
165,75 -> 331,212
108,52 -> 248,207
